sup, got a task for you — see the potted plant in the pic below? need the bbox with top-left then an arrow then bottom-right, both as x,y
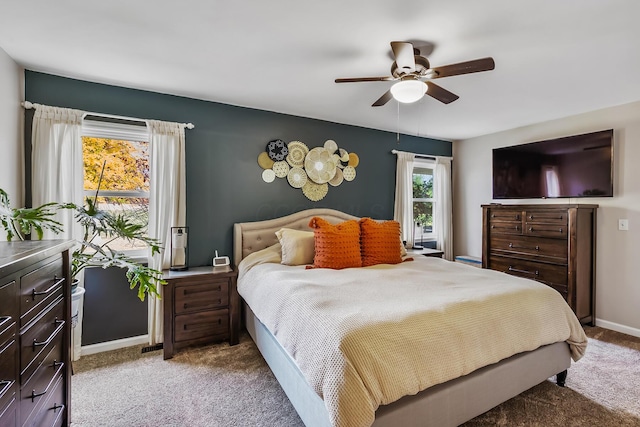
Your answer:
1,184 -> 165,301
67,186 -> 165,300
0,189 -> 64,240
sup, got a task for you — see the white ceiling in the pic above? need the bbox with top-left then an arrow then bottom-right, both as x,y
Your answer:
1,0 -> 639,141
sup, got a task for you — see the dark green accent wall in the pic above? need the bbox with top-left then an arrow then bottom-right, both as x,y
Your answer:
25,71 -> 451,267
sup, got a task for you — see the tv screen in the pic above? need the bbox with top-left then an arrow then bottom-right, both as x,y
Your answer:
492,129 -> 613,199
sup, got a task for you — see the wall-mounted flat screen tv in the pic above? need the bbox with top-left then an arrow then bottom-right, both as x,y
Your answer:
492,129 -> 613,199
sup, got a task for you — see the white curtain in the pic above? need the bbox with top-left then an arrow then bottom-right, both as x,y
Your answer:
434,157 -> 453,260
147,120 -> 186,345
393,151 -> 415,247
31,104 -> 85,360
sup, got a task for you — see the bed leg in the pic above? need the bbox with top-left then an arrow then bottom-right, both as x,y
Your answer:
556,370 -> 567,387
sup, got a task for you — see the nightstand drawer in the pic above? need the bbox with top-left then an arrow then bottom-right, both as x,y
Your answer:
174,309 -> 229,342
175,280 -> 229,315
20,257 -> 64,328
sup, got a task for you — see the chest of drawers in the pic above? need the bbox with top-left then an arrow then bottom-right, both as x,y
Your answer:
163,266 -> 240,359
482,204 -> 597,324
0,240 -> 73,427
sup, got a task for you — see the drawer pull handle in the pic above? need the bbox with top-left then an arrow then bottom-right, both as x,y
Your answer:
559,228 -> 563,233
32,318 -> 65,349
32,276 -> 65,298
51,403 -> 64,413
30,389 -> 47,402
0,315 -> 11,328
53,360 -> 64,368
508,266 -> 539,276
508,243 -> 540,251
0,380 -> 12,397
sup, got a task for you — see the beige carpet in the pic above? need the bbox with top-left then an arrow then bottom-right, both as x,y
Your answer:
71,326 -> 640,426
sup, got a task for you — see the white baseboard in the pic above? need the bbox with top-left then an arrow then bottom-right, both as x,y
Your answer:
595,319 -> 640,339
80,335 -> 149,356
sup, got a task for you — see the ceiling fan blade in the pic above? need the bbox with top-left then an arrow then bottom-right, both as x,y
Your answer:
372,90 -> 393,107
390,41 -> 416,73
430,57 -> 495,79
335,76 -> 395,83
425,82 -> 459,104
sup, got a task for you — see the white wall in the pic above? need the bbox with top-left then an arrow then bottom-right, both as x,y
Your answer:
0,45 -> 24,225
453,101 -> 640,337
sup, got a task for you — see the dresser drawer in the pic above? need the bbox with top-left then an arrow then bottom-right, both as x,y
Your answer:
490,235 -> 568,263
488,221 -> 522,236
19,298 -> 64,378
20,340 -> 64,426
175,309 -> 229,342
523,222 -> 568,239
175,279 -> 229,315
25,373 -> 65,427
487,209 -> 522,222
489,256 -> 568,290
0,339 -> 17,420
0,396 -> 17,427
524,209 -> 569,225
20,257 -> 64,328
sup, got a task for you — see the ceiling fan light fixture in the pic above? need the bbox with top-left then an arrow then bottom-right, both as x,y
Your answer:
390,80 -> 427,103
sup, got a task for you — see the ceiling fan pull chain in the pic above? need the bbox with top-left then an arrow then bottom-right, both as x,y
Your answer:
396,101 -> 400,144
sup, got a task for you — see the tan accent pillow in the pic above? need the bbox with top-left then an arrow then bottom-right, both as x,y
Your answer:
275,228 -> 315,266
308,217 -> 362,269
359,218 -> 403,267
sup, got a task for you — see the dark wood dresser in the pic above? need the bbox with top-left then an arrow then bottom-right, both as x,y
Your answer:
482,204 -> 597,325
0,240 -> 73,427
163,266 -> 240,359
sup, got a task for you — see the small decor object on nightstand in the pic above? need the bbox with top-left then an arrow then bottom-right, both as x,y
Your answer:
170,226 -> 189,271
213,250 -> 230,267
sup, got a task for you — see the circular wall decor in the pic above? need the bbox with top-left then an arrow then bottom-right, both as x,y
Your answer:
324,139 -> 338,154
348,152 -> 360,168
286,141 -> 309,166
272,161 -> 290,178
262,169 -> 276,183
258,151 -> 275,169
305,147 -> 337,184
287,167 -> 308,188
267,139 -> 288,161
343,166 -> 357,182
302,181 -> 329,201
328,168 -> 344,187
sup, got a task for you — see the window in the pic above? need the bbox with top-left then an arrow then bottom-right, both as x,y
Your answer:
412,160 -> 435,245
81,119 -> 150,253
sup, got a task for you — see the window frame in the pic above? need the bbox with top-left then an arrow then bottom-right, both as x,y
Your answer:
412,158 -> 436,243
81,117 -> 150,256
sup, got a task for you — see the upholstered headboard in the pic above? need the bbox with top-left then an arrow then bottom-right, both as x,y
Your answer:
233,208 -> 359,264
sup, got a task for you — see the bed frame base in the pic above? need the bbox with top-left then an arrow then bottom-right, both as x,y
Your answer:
244,302 -> 572,427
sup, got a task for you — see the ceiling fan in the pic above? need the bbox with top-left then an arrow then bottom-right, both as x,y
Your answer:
335,41 -> 495,106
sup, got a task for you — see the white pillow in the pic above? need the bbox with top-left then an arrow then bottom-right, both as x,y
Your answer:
275,228 -> 315,266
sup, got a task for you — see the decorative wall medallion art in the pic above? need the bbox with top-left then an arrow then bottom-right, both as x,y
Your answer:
267,139 -> 288,161
302,181 -> 329,201
343,166 -> 357,182
258,151 -> 275,169
286,141 -> 309,166
258,138 -> 359,201
272,161 -> 290,178
305,147 -> 337,184
262,169 -> 276,183
328,168 -> 344,187
287,167 -> 308,188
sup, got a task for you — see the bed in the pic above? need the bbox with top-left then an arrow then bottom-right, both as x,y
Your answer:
233,208 -> 587,427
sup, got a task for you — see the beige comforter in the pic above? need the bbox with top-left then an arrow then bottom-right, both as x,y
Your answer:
238,245 -> 587,427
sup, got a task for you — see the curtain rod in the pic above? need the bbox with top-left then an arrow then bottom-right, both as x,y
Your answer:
391,149 -> 436,160
22,101 -> 195,129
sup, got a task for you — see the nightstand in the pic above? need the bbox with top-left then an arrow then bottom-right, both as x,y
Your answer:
407,248 -> 444,258
162,265 -> 240,359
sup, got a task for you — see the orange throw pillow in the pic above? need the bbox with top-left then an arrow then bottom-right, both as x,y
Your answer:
359,218 -> 403,267
308,217 -> 362,269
